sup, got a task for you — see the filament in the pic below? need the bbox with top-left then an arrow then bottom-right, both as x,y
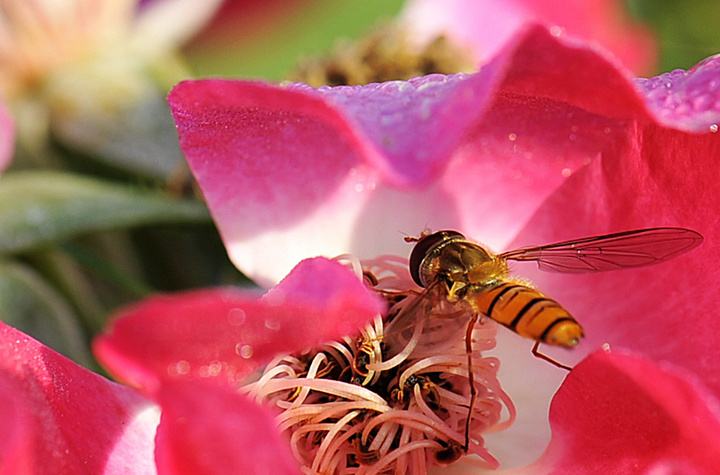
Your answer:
243,255 -> 515,474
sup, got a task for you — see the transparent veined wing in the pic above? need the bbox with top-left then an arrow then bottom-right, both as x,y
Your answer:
499,227 -> 703,273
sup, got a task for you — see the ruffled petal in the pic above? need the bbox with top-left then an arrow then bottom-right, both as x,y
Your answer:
401,0 -> 656,74
170,25 -> 656,284
0,322 -> 158,475
529,349 -> 720,473
503,58 -> 720,399
154,381 -> 299,475
94,257 -> 384,393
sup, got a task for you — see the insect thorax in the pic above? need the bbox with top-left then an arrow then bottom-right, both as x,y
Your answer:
423,240 -> 508,288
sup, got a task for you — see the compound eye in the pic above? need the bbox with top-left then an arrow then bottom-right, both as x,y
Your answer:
409,230 -> 464,286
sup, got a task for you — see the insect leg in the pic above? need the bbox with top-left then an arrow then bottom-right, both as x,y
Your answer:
403,229 -> 432,243
463,312 -> 480,452
531,341 -> 573,371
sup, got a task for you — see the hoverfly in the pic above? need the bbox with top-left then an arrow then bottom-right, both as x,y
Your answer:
401,227 -> 702,450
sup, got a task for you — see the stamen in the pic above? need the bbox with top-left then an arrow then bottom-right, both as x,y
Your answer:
290,23 -> 475,87
243,255 -> 515,474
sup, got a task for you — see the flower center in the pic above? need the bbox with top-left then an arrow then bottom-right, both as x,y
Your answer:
290,23 -> 474,87
243,256 -> 515,474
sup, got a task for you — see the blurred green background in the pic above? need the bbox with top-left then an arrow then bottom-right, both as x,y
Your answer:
185,0 -> 720,80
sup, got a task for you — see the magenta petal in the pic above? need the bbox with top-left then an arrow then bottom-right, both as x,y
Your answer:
504,56 -> 720,397
531,350 -> 720,473
169,26 -> 718,285
94,257 -> 384,393
0,322 -> 158,475
154,382 -> 299,475
637,55 -> 720,132
0,375 -> 33,474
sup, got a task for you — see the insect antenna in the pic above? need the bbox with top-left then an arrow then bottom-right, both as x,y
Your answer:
531,341 -> 573,371
463,312 -> 480,452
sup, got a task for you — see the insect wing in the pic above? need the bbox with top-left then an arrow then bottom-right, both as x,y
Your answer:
499,227 -> 703,273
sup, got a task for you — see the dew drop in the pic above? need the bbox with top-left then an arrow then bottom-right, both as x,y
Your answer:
693,94 -> 712,111
710,123 -> 718,133
561,168 -> 572,177
549,25 -> 564,37
265,318 -> 281,331
173,360 -> 190,375
227,308 -> 246,326
236,344 -> 254,359
507,132 -> 517,141
419,100 -> 433,120
207,361 -> 223,376
380,115 -> 394,126
601,342 -> 612,352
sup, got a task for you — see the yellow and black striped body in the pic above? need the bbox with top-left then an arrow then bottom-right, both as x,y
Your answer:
409,230 -> 584,348
466,282 -> 583,347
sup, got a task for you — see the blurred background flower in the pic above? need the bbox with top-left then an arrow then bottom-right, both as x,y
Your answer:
0,0 -> 220,176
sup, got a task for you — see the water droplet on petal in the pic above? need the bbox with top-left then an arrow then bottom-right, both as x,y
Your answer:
265,318 -> 281,331
170,360 -> 190,376
549,25 -> 564,37
561,168 -> 572,177
207,361 -> 223,376
710,123 -> 718,133
507,133 -> 517,141
227,308 -> 246,326
236,344 -> 254,359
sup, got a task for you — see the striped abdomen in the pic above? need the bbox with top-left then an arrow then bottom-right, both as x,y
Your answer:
467,282 -> 584,347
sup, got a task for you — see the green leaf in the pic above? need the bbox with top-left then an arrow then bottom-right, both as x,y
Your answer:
0,259 -> 92,366
0,171 -> 209,253
51,88 -> 186,180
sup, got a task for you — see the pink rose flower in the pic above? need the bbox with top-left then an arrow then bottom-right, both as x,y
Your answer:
147,24 -> 717,472
1,258 -> 382,474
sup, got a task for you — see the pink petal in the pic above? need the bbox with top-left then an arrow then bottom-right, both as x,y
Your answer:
154,381 -> 299,475
169,26 -> 715,285
94,257 -> 384,393
503,60 -> 720,400
401,0 -> 656,74
531,349 -> 720,473
0,102 -> 14,172
0,375 -> 33,475
0,322 -> 158,475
